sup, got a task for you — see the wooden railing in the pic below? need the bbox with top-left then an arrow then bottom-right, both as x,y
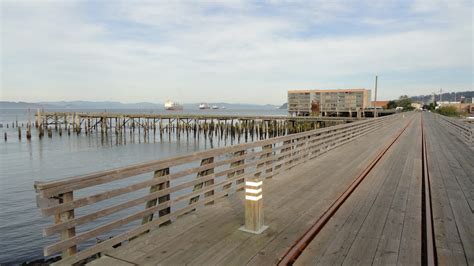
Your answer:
34,114 -> 397,265
437,114 -> 473,149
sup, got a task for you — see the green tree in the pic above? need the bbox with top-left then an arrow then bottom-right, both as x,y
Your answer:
437,105 -> 459,117
397,95 -> 414,111
387,100 -> 397,109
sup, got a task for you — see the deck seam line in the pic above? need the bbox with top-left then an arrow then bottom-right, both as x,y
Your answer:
100,254 -> 138,265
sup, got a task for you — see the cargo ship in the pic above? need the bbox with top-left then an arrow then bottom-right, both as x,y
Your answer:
164,100 -> 183,110
199,103 -> 210,109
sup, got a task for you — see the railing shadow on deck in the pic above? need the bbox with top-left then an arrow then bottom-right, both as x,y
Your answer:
34,114 -> 398,265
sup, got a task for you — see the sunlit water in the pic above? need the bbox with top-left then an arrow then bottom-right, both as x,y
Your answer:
0,108 -> 286,264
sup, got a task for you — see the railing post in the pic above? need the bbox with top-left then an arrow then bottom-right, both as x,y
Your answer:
225,150 -> 246,192
189,157 -> 215,207
239,178 -> 268,234
255,144 -> 273,178
276,140 -> 292,170
142,168 -> 170,225
55,192 -> 76,258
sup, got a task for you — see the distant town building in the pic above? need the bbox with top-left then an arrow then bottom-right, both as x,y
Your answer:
437,101 -> 474,114
372,101 -> 389,109
410,102 -> 423,110
288,89 -> 371,117
437,101 -> 460,106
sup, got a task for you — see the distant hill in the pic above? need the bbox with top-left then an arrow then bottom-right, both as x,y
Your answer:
0,101 -> 55,109
279,103 -> 288,110
35,101 -> 160,109
411,91 -> 473,104
0,101 -> 279,110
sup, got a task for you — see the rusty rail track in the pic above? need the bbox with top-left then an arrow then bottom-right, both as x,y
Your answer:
277,117 -> 414,265
421,115 -> 438,265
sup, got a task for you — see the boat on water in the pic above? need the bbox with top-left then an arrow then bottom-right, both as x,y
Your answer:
199,103 -> 210,109
211,105 -> 219,109
164,100 -> 183,110
221,106 -> 226,109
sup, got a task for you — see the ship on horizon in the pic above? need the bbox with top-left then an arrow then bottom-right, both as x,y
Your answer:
164,100 -> 183,110
199,103 -> 210,109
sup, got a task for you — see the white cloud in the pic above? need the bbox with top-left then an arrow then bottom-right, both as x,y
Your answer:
1,0 -> 472,104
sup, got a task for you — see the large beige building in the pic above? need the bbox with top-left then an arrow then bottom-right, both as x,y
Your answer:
288,89 -> 372,116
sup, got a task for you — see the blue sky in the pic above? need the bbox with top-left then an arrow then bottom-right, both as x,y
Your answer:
1,0 -> 472,104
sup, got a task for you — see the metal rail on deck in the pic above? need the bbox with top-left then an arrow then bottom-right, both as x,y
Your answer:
34,115 -> 397,265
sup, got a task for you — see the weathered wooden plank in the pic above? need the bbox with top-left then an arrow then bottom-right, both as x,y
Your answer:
86,255 -> 134,266
397,141 -> 423,265
372,118 -> 420,265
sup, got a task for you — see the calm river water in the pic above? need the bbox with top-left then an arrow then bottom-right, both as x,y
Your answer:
0,108 -> 286,264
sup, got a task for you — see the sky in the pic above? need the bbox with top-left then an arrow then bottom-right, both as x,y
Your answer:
1,0 -> 472,104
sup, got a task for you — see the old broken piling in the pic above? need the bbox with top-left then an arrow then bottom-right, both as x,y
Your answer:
0,112 -> 357,144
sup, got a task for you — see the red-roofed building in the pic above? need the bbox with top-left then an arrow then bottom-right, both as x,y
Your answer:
372,101 -> 389,109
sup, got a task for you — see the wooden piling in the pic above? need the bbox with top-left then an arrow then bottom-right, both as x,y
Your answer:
26,127 -> 31,140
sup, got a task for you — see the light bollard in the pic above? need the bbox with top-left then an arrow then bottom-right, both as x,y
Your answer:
239,179 -> 268,234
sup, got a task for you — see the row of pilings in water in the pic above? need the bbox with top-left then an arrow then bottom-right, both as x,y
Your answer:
2,116 -> 341,145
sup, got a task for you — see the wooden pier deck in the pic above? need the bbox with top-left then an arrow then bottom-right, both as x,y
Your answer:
33,112 -> 473,265
93,114 -> 411,266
